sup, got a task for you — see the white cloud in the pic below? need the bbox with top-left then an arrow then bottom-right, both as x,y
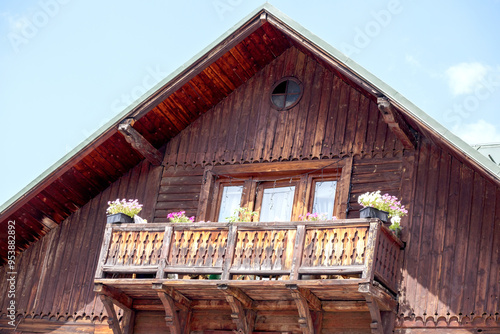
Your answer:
454,119 -> 500,145
446,62 -> 489,96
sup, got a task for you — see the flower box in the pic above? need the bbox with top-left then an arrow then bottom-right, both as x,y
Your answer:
107,213 -> 134,224
360,207 -> 389,223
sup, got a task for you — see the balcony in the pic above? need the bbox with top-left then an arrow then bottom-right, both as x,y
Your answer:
94,219 -> 403,334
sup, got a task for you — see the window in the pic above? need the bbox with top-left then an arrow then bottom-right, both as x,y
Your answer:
311,180 -> 337,219
218,185 -> 243,222
257,184 -> 296,222
270,77 -> 303,110
207,162 -> 349,223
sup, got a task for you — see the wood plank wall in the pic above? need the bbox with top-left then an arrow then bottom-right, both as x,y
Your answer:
163,46 -> 405,168
0,160 -> 162,327
397,138 -> 500,329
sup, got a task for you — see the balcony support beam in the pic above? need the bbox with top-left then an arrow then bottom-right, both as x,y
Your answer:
359,283 -> 396,334
153,284 -> 192,334
94,284 -> 135,334
218,284 -> 256,333
287,284 -> 322,334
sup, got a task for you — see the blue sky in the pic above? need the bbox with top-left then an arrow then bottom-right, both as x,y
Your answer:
1,0 -> 500,206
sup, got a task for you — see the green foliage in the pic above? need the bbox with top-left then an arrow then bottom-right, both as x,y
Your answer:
226,207 -> 258,222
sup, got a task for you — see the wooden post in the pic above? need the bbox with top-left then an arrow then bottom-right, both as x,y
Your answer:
290,225 -> 306,280
95,225 -> 113,279
362,221 -> 381,281
157,226 -> 174,279
222,225 -> 238,280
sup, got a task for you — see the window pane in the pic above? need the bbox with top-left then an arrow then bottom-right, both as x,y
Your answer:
260,186 -> 295,222
312,181 -> 337,219
287,80 -> 301,93
272,95 -> 285,109
218,186 -> 243,222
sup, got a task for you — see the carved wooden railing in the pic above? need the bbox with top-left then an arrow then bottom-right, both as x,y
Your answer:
95,219 -> 403,293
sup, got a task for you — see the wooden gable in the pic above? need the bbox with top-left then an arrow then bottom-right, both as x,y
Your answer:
1,5 -> 499,334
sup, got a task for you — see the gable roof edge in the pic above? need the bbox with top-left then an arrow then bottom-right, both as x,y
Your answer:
261,3 -> 500,183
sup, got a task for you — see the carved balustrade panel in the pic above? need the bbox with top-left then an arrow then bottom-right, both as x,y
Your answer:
231,229 -> 296,272
105,230 -> 164,266
301,226 -> 369,268
373,227 -> 402,292
168,230 -> 229,267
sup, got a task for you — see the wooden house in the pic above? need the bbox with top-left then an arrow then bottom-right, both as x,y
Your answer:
0,4 -> 499,333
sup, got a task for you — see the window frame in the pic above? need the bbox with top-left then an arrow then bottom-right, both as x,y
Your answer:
199,160 -> 353,222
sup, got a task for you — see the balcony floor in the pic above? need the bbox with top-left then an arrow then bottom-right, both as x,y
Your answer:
94,277 -> 395,313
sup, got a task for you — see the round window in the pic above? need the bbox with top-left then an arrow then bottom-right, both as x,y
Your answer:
270,77 -> 303,110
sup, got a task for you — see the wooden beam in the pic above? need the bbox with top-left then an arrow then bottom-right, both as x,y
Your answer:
157,290 -> 182,334
286,284 -> 315,334
359,283 -> 397,334
94,283 -> 133,310
217,285 -> 254,309
153,283 -> 192,334
218,285 -> 256,333
377,97 -> 417,150
295,287 -> 322,312
95,284 -> 135,334
152,283 -> 192,311
212,159 -> 345,176
118,119 -> 163,166
100,295 -> 123,334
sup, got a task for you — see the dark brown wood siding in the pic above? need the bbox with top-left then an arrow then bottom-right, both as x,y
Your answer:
163,47 -> 405,168
397,138 -> 500,330
0,161 -> 162,325
154,166 -> 204,223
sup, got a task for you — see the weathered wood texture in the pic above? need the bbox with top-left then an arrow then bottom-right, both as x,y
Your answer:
0,160 -> 162,324
95,221 -> 398,289
397,137 -> 500,329
301,226 -> 368,268
155,166 -> 204,223
105,230 -> 165,267
163,46 -> 404,168
169,229 -> 229,268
